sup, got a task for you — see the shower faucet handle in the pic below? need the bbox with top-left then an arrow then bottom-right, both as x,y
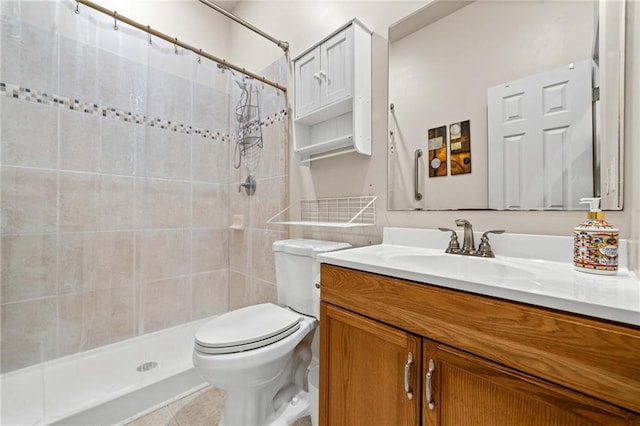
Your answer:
238,175 -> 256,196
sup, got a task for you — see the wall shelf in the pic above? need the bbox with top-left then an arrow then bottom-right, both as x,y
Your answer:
267,196 -> 377,227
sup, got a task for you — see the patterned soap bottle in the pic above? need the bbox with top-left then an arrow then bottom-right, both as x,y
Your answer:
574,197 -> 619,275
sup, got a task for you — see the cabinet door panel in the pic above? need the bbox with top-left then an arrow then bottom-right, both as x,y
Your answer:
294,46 -> 321,118
321,27 -> 353,106
320,303 -> 421,426
423,340 -> 638,426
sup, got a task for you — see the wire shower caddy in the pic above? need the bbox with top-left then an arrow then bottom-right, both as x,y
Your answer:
234,81 -> 263,169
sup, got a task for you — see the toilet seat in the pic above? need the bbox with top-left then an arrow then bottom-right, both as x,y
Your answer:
195,303 -> 304,355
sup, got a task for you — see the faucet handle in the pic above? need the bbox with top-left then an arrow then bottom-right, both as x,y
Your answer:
438,228 -> 460,253
477,230 -> 505,258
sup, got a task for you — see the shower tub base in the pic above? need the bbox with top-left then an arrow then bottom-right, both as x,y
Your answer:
1,318 -> 211,425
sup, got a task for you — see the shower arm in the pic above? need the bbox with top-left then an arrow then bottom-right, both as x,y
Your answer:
75,0 -> 286,93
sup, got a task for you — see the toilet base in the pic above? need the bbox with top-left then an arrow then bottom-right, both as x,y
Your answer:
219,390 -> 310,426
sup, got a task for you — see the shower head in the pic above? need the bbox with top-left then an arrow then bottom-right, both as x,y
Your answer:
218,63 -> 251,90
217,63 -> 235,75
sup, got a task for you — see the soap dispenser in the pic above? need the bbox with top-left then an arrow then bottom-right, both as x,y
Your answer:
573,197 -> 619,274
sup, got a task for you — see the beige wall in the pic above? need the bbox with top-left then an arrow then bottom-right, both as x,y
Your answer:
226,1 -> 638,273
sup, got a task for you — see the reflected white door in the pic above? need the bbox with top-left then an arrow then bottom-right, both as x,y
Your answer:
487,60 -> 593,209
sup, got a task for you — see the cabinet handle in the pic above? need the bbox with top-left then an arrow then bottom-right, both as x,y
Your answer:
404,352 -> 414,400
426,358 -> 435,410
313,73 -> 321,82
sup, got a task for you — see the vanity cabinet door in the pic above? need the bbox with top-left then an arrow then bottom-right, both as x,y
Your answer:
320,302 -> 421,426
422,340 -> 639,426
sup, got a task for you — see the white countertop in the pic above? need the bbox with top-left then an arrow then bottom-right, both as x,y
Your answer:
317,228 -> 640,327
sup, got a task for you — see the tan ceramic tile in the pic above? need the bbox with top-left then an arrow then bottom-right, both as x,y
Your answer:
228,271 -> 250,310
248,277 -> 277,306
59,172 -> 99,232
192,137 -> 229,184
191,271 -> 229,320
229,182 -> 250,220
255,122 -> 288,179
136,179 -> 189,230
59,109 -> 102,173
229,230 -> 251,275
1,234 -> 57,303
1,167 -> 57,234
251,229 -> 287,285
169,386 -> 226,425
140,277 -> 189,333
1,297 -> 57,373
137,127 -> 190,180
57,288 -> 135,355
191,229 -> 228,274
59,173 -> 134,232
58,232 -> 134,294
293,415 -> 313,426
250,175 -> 286,231
1,97 -> 58,168
127,406 -> 178,426
137,230 -> 190,283
192,183 -> 228,229
100,117 -> 136,175
97,175 -> 135,230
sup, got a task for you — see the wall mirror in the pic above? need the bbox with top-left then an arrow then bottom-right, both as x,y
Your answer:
387,0 -> 625,211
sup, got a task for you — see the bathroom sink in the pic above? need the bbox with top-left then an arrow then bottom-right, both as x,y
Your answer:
379,251 -> 536,280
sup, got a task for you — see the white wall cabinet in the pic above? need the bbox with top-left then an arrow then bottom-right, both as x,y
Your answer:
292,19 -> 372,165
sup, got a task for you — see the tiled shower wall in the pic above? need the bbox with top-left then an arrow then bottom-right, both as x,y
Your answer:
0,1 -> 288,373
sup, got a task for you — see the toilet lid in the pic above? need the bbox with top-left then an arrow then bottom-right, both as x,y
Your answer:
195,303 -> 303,355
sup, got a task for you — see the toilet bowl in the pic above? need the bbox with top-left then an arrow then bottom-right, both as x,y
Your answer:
193,303 -> 316,425
192,239 -> 351,426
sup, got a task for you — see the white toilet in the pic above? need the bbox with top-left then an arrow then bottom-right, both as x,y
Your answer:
193,239 -> 351,426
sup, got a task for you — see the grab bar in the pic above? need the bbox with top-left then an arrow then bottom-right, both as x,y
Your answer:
414,149 -> 423,201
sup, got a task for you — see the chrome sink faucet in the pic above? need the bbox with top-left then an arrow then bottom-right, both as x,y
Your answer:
455,219 -> 475,254
439,220 -> 505,257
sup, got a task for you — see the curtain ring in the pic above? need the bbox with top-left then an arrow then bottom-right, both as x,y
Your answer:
174,38 -> 179,54
147,25 -> 152,45
113,11 -> 118,31
75,0 -> 80,14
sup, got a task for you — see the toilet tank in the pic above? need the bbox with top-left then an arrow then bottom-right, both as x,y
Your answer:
273,239 -> 351,316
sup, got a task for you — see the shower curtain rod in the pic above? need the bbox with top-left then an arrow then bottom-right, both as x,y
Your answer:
198,0 -> 289,52
75,0 -> 286,93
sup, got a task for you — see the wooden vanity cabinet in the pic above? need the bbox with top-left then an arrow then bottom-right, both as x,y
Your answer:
319,264 -> 640,426
320,303 -> 421,425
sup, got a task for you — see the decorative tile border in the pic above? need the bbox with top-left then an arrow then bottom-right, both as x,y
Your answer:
0,81 -> 287,142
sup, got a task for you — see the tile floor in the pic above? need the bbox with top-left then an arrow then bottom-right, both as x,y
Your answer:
126,386 -> 312,426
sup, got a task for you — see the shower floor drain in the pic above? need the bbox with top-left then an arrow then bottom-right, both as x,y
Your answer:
136,361 -> 158,372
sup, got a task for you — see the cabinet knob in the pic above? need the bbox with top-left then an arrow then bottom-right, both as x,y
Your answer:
313,73 -> 322,82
